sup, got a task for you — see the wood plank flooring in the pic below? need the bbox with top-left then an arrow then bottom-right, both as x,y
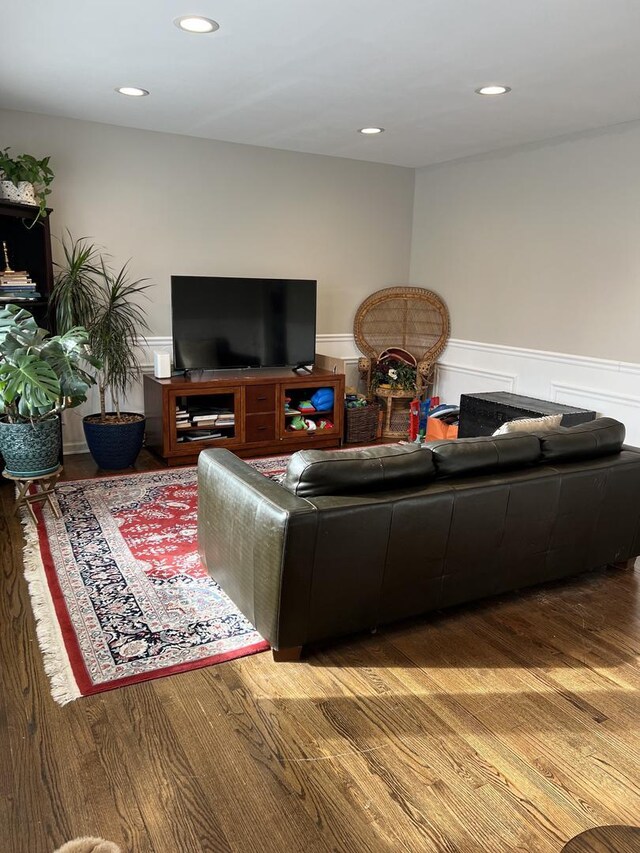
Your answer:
2,450 -> 640,852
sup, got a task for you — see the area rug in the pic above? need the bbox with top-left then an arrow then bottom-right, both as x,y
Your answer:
23,454 -> 290,704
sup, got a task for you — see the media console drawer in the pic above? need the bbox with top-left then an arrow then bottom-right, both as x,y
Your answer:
245,384 -> 276,414
245,412 -> 276,442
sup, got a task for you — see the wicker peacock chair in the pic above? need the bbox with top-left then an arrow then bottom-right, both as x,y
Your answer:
353,286 -> 450,435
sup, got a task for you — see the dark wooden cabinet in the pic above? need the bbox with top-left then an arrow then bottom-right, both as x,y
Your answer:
458,392 -> 596,437
144,367 -> 345,465
0,201 -> 54,330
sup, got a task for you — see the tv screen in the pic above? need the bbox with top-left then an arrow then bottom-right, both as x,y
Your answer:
171,276 -> 317,370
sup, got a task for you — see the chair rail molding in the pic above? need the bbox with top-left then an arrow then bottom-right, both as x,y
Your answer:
550,382 -> 640,410
439,339 -> 640,445
61,335 -> 640,454
435,362 -> 517,395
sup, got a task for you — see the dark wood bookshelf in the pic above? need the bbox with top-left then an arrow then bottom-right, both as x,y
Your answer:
0,200 -> 54,331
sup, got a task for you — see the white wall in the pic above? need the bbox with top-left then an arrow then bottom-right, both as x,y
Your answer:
436,338 -> 640,446
410,121 -> 640,364
1,108 -> 415,453
410,123 -> 640,443
1,109 -> 415,336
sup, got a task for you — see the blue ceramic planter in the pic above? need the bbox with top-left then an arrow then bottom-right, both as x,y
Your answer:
83,413 -> 145,470
0,417 -> 61,477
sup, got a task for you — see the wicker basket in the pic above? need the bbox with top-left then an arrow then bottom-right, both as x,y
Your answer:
344,402 -> 381,443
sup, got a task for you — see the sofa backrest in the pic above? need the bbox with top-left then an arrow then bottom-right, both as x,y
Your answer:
426,433 -> 541,478
427,416 -> 625,477
536,417 -> 626,461
281,444 -> 435,497
281,417 -> 627,496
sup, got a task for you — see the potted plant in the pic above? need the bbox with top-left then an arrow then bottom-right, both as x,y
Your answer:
0,148 -> 54,225
0,304 -> 98,477
50,235 -> 151,470
370,358 -> 417,394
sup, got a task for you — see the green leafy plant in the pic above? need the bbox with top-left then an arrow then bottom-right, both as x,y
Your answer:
50,234 -> 151,422
0,147 -> 54,224
50,232 -> 103,334
370,357 -> 417,393
0,304 -> 99,422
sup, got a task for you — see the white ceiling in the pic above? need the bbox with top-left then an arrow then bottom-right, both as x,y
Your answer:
3,0 -> 640,168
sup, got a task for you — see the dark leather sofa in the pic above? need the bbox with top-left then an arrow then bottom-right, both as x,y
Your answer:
198,417 -> 640,659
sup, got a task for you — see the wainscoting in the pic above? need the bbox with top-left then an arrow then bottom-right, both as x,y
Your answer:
437,339 -> 640,445
62,335 -> 640,454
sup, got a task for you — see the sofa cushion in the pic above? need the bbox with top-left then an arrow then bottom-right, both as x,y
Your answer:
493,413 -> 562,435
281,444 -> 435,497
537,417 -> 625,461
426,433 -> 541,478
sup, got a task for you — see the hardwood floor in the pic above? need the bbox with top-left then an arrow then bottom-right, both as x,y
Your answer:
2,450 -> 639,852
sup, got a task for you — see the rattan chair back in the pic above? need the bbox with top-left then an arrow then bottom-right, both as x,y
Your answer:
353,286 -> 449,363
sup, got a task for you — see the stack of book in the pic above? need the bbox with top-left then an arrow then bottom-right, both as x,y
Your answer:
183,431 -> 224,442
192,413 -> 220,428
0,268 -> 40,302
191,412 -> 235,428
175,407 -> 192,431
1,241 -> 41,302
175,406 -> 235,442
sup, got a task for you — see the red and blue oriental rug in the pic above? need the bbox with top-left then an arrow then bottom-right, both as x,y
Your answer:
23,455 -> 289,704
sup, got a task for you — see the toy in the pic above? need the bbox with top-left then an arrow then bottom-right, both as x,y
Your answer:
409,397 -> 420,441
288,415 -> 308,430
310,387 -> 334,411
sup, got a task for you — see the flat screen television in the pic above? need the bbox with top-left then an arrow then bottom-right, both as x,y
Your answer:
171,276 -> 317,370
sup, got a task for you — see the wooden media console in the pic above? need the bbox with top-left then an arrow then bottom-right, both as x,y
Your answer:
144,367 -> 345,465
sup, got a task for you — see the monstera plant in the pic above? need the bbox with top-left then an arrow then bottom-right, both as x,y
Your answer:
0,304 -> 99,476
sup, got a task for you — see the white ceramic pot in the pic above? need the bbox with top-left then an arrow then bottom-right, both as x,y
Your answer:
0,179 -> 36,206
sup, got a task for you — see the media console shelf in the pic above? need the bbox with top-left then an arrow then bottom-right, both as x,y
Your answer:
144,367 -> 345,465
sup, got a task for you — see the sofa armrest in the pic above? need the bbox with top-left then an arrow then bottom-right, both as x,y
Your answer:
197,448 -> 318,649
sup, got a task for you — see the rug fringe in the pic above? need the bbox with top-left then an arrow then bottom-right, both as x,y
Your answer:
21,512 -> 81,706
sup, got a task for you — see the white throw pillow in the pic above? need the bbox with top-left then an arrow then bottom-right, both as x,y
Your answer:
493,414 -> 562,435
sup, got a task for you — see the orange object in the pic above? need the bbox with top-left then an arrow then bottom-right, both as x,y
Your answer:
425,417 -> 458,441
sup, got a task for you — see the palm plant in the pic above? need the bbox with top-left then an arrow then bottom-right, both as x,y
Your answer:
51,234 -> 150,422
50,233 -> 102,334
89,257 -> 151,420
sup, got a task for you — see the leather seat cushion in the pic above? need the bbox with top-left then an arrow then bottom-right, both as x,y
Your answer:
426,433 -> 541,478
281,444 -> 435,497
537,417 -> 625,461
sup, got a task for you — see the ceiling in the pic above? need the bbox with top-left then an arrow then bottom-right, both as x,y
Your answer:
3,0 -> 640,168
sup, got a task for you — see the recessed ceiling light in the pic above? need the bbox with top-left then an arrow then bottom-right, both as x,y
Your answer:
358,127 -> 385,135
174,15 -> 219,33
475,85 -> 511,96
116,86 -> 149,97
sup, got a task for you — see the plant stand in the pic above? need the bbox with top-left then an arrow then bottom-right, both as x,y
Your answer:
3,465 -> 62,523
375,387 -> 415,438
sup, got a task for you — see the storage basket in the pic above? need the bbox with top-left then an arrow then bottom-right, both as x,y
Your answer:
344,402 -> 381,443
